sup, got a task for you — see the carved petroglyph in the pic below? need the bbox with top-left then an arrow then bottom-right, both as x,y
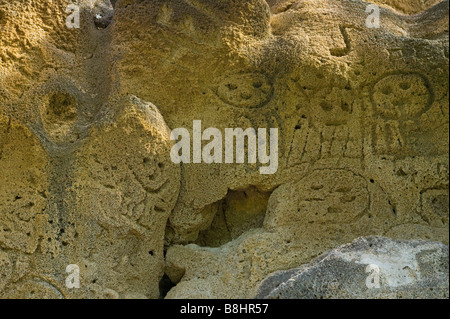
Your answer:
0,0 -> 448,299
371,73 -> 436,156
215,73 -> 274,109
265,169 -> 372,228
372,73 -> 433,120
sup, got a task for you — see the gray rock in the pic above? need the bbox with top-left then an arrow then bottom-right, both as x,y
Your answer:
255,237 -> 449,299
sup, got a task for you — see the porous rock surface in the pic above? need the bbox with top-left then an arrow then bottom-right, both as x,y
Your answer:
255,236 -> 449,299
0,0 -> 449,298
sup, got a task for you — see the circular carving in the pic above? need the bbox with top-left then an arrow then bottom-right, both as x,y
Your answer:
215,73 -> 273,108
372,73 -> 432,120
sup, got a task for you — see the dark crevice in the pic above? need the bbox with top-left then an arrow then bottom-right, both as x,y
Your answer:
93,1 -> 115,30
195,186 -> 272,248
159,274 -> 176,299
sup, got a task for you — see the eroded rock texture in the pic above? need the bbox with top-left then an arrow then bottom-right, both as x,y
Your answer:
255,237 -> 449,299
0,0 -> 448,299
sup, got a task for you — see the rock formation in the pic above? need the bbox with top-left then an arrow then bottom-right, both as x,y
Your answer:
0,0 -> 448,298
255,237 -> 449,299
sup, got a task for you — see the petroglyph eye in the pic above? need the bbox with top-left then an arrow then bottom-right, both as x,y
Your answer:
215,73 -> 273,109
372,73 -> 432,120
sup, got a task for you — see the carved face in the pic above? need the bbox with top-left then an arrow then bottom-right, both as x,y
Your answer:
110,0 -> 448,240
372,73 -> 432,121
111,0 -> 273,124
113,0 -> 440,130
265,169 -> 371,228
111,0 -> 355,119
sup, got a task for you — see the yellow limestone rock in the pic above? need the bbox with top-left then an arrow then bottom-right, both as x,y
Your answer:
1,0 -> 180,298
0,0 -> 448,299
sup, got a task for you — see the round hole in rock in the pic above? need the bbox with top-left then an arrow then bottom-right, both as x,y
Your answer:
93,1 -> 115,30
159,274 -> 176,299
195,186 -> 272,248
